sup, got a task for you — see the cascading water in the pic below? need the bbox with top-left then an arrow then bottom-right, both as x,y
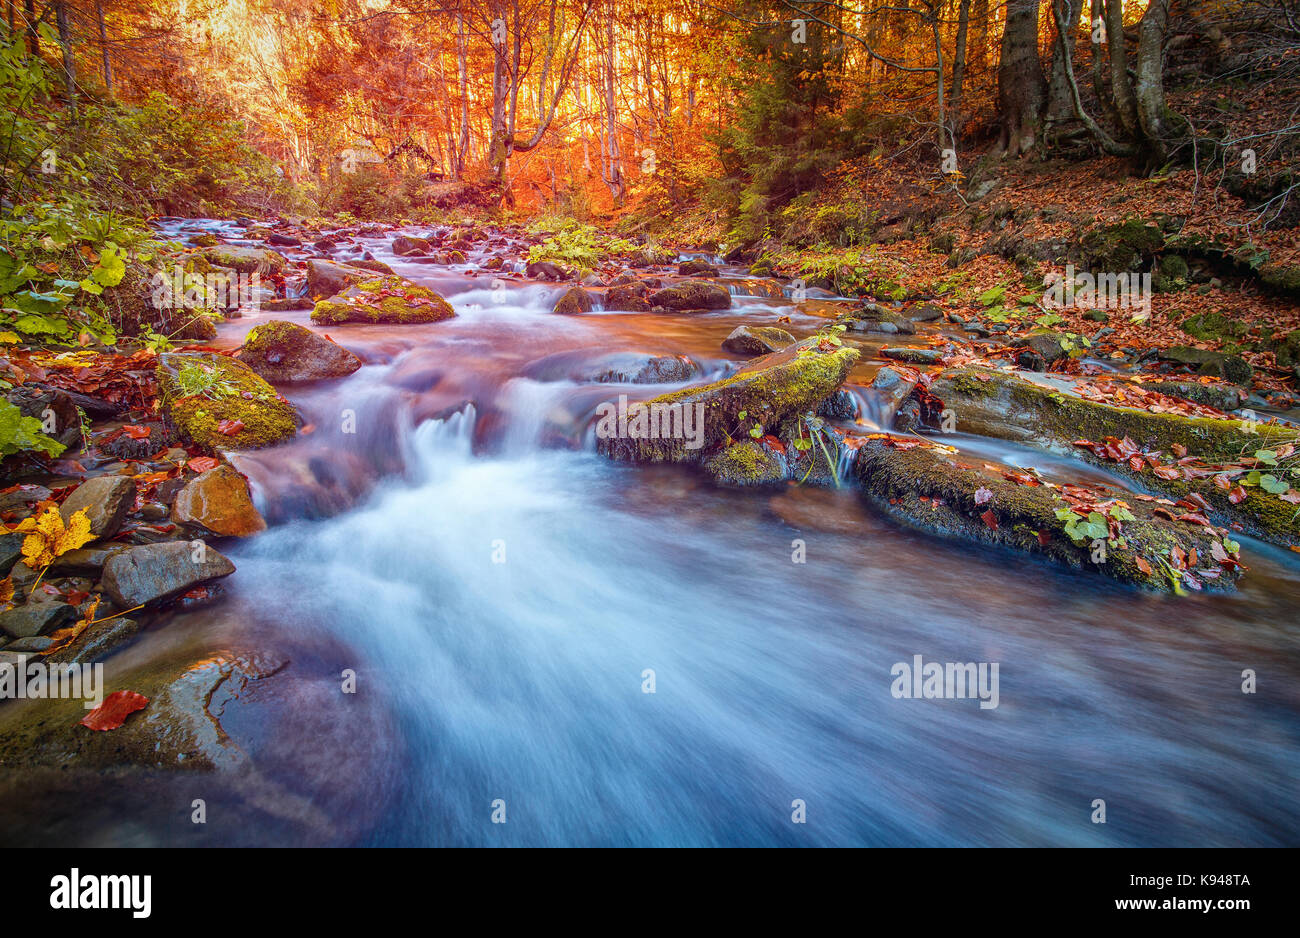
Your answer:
12,220 -> 1295,847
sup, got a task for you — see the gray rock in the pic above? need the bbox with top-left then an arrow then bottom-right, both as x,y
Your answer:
722,325 -> 796,355
5,635 -> 54,653
101,541 -> 236,609
392,235 -> 432,256
906,304 -> 943,322
1,533 -> 24,577
648,280 -> 732,311
306,259 -> 367,299
880,347 -> 943,364
59,475 -> 137,539
0,602 -> 75,639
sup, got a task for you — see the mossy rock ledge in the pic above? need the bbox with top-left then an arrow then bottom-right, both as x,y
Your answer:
310,276 -> 456,325
853,438 -> 1244,593
596,341 -> 859,484
156,352 -> 298,450
913,367 -> 1300,546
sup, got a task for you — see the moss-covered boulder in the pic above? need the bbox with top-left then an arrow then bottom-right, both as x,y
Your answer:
722,325 -> 796,355
236,320 -> 362,383
853,436 -> 1245,593
1078,218 -> 1165,270
648,280 -> 732,311
838,304 -> 915,335
310,276 -> 456,325
202,245 -> 287,275
597,341 -> 858,464
552,286 -> 593,314
156,352 -> 298,450
678,259 -> 719,276
606,281 -> 651,312
392,235 -> 432,256
1260,262 -> 1300,297
1158,346 -> 1252,386
916,367 -> 1300,546
1180,311 -> 1247,342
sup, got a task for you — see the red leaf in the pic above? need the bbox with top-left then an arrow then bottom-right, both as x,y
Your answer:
1151,465 -> 1182,481
121,424 -> 152,439
215,419 -> 245,436
1135,556 -> 1154,575
980,509 -> 998,530
79,690 -> 149,731
1228,486 -> 1248,505
1171,443 -> 1187,458
187,456 -> 219,473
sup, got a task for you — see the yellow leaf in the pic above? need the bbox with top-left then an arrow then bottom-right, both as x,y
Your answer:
20,531 -> 54,569
53,508 -> 94,556
0,576 -> 12,608
0,331 -> 19,344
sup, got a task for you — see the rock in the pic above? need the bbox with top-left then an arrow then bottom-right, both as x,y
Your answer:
906,304 -> 943,322
58,475 -> 137,539
722,325 -> 796,355
0,602 -> 75,639
5,385 -> 80,451
1159,346 -> 1253,386
348,258 -> 395,275
0,484 -> 51,516
101,541 -> 236,609
172,465 -> 267,537
552,286 -> 594,314
203,245 -> 287,274
1180,311 -> 1247,342
44,616 -> 139,665
483,256 -> 504,270
0,533 -> 24,576
1138,379 -> 1246,412
648,280 -> 732,311
880,347 -> 943,364
5,635 -> 53,652
817,388 -> 858,420
526,260 -> 567,281
841,305 -> 915,335
606,281 -> 652,312
678,259 -> 718,276
236,320 -> 362,383
156,352 -> 298,450
704,441 -> 786,485
306,259 -> 367,299
598,342 -> 859,464
48,545 -> 127,576
391,235 -> 432,256
267,232 -> 302,247
262,297 -> 314,312
1010,331 -> 1068,369
311,276 -> 456,325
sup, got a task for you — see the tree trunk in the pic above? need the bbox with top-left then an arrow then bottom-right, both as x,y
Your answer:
1105,0 -> 1139,136
1134,0 -> 1177,161
997,0 -> 1047,156
950,0 -> 972,139
1047,0 -> 1082,121
95,0 -> 112,97
56,0 -> 76,117
24,0 -> 37,56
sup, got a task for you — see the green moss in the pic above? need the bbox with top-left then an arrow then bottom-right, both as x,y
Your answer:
853,439 -> 1238,592
704,441 -> 785,485
310,276 -> 456,325
1079,217 -> 1165,270
598,344 -> 858,464
1260,263 -> 1300,296
157,352 -> 297,450
203,246 -> 286,274
1181,311 -> 1247,342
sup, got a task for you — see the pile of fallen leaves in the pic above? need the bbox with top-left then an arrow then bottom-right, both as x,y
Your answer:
3,348 -> 159,412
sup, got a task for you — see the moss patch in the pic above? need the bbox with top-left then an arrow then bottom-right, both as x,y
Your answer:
157,352 -> 298,450
311,276 -> 456,325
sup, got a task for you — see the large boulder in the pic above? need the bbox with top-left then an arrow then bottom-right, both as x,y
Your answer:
311,276 -> 456,325
391,235 -> 432,256
840,303 -> 915,335
156,352 -> 298,450
1159,346 -> 1253,386
172,465 -> 267,537
605,281 -> 651,312
0,602 -> 75,639
678,259 -> 719,276
306,259 -> 367,299
236,320 -> 362,383
101,541 -> 236,609
649,280 -> 732,311
722,325 -> 795,356
552,286 -> 594,314
202,245 -> 286,274
58,475 -> 137,539
597,341 -> 859,464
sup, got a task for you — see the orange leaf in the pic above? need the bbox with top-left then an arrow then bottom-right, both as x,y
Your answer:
79,690 -> 149,731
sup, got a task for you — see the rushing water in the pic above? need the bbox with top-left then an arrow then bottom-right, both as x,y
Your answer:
8,221 -> 1300,847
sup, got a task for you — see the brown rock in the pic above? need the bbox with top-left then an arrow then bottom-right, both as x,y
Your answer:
173,466 -> 267,537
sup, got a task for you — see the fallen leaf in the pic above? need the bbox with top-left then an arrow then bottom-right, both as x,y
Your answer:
79,690 -> 149,731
